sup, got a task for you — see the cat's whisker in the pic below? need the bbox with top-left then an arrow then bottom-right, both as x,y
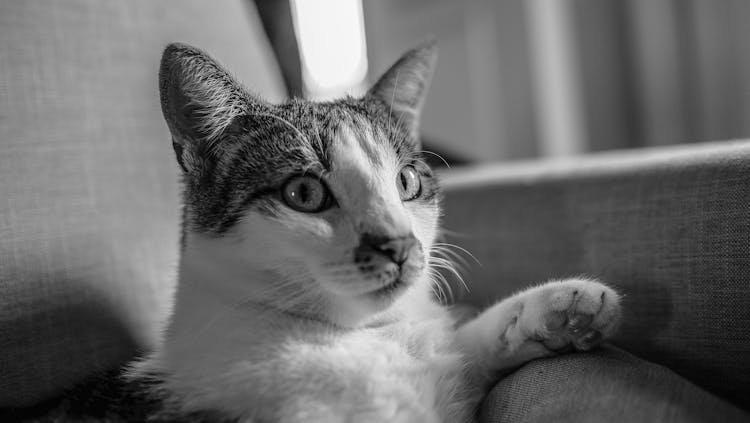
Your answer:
401,154 -> 429,171
417,150 -> 451,168
430,249 -> 470,276
428,270 -> 446,303
428,285 -> 441,302
430,245 -> 464,263
427,253 -> 470,295
428,267 -> 454,304
432,242 -> 481,266
431,262 -> 468,294
427,269 -> 446,303
439,274 -> 455,304
429,246 -> 473,293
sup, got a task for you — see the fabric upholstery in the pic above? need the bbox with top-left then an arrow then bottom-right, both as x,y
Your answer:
0,0 -> 284,407
479,346 -> 749,423
3,0 -> 749,415
440,140 -> 750,409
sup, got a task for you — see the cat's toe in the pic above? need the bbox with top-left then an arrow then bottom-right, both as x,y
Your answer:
567,313 -> 593,334
538,279 -> 622,350
541,309 -> 568,331
591,289 -> 622,336
573,330 -> 603,350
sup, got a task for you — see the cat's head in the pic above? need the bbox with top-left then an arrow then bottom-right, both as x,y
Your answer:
159,42 -> 440,327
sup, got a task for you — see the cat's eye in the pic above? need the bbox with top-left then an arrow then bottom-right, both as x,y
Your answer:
397,165 -> 421,201
281,175 -> 335,213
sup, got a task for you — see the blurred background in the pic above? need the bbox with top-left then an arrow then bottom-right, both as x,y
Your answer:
259,0 -> 750,165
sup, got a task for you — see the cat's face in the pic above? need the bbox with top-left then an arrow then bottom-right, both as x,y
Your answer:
159,42 -> 439,326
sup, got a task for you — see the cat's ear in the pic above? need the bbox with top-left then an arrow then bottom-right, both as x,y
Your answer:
368,40 -> 437,142
159,43 -> 262,173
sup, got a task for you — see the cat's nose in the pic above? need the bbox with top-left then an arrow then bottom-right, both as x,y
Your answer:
357,233 -> 418,266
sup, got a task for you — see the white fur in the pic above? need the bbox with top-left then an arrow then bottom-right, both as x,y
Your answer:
132,121 -> 622,422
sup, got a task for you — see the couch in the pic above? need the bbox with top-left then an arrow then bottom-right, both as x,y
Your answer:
440,143 -> 750,420
1,1 -> 748,421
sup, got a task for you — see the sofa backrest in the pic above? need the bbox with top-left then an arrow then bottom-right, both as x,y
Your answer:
0,0 -> 284,407
440,140 -> 750,408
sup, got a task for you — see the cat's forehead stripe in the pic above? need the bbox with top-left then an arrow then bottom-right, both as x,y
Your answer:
335,121 -> 384,168
354,118 -> 381,165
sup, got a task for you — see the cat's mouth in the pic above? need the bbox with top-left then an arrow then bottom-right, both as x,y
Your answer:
358,258 -> 424,300
368,277 -> 407,298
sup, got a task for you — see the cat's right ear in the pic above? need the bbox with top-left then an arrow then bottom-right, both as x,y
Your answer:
159,43 -> 262,174
367,40 -> 437,143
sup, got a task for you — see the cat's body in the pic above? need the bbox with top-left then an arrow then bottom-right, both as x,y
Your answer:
138,283 -> 473,422
22,42 -> 621,422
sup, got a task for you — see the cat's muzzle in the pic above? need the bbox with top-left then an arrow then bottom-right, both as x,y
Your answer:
353,233 -> 424,296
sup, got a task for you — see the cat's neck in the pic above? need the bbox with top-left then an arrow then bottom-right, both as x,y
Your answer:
134,252 -> 449,417
132,243 -> 445,406
151,233 -> 443,378
165,250 -> 438,342
165,252 -> 322,343
166,263 -> 435,340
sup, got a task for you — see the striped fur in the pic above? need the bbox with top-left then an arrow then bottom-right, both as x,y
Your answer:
16,41 -> 622,422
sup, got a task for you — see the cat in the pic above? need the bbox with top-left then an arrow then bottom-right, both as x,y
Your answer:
22,41 -> 621,423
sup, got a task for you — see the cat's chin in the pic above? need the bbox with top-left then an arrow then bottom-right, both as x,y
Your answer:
321,283 -> 411,328
364,277 -> 409,301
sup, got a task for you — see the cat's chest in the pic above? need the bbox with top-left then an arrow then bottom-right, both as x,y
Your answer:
355,317 -> 461,363
310,318 -> 473,420
155,311 -> 475,421
338,320 -> 467,389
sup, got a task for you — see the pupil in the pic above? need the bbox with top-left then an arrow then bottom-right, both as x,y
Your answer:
400,172 -> 408,190
299,183 -> 309,203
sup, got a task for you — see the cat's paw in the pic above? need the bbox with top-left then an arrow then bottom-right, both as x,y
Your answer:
516,278 -> 621,352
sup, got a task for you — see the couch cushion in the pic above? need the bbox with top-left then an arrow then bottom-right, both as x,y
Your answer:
480,346 -> 749,423
0,0 -> 284,406
440,140 -> 750,408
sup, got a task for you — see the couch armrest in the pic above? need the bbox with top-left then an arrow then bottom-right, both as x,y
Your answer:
439,140 -> 750,407
0,0 -> 284,408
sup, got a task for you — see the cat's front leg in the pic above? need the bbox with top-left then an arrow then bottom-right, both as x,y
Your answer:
456,278 -> 622,384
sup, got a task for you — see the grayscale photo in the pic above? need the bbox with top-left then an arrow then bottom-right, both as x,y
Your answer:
1,1 -> 749,422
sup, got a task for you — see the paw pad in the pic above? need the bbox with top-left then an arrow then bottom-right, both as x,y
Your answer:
525,279 -> 621,353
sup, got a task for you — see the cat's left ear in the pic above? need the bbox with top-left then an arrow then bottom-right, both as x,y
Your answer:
368,40 -> 437,144
159,43 -> 266,174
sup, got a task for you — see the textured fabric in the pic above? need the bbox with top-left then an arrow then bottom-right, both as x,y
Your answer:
479,346 -> 749,423
0,0 -> 284,407
440,140 -> 750,409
